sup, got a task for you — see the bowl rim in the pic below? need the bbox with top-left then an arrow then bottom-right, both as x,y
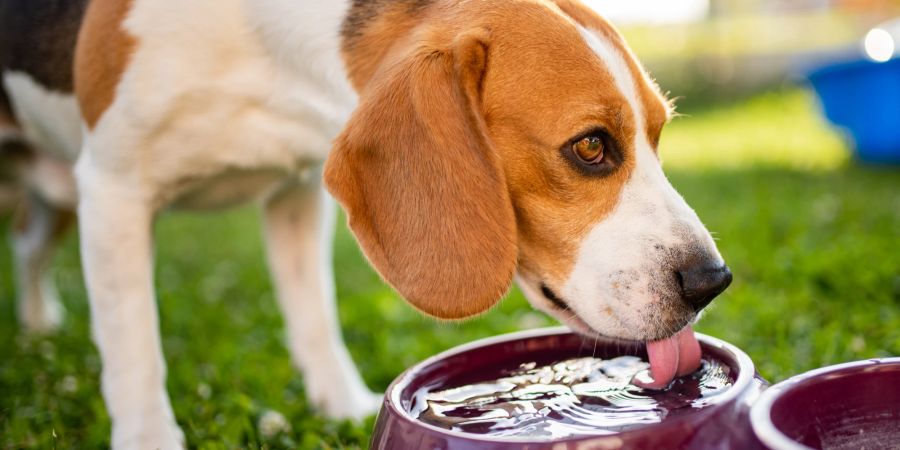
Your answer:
749,357 -> 900,450
384,326 -> 756,443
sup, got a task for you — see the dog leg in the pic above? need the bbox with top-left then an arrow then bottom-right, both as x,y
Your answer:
76,160 -> 184,449
11,191 -> 72,332
263,176 -> 381,420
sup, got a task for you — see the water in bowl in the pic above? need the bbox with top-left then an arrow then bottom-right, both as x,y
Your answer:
410,355 -> 733,440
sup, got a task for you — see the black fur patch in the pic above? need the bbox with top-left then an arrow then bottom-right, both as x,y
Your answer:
0,0 -> 88,93
341,0 -> 433,51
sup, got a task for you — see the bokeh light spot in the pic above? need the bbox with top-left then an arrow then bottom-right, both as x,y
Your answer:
864,28 -> 895,62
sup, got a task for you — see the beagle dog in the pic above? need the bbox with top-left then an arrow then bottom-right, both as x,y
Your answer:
1,0 -> 732,447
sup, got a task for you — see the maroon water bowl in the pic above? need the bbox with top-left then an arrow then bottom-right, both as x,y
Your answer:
750,358 -> 900,450
371,327 -> 768,449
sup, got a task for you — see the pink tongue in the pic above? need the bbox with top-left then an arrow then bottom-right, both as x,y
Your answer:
634,326 -> 702,389
676,326 -> 702,377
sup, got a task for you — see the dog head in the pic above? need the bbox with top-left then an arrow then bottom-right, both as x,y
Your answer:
325,0 -> 730,342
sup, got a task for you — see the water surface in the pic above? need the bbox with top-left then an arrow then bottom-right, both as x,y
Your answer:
410,356 -> 733,439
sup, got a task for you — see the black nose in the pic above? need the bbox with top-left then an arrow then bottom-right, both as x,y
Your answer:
676,263 -> 732,312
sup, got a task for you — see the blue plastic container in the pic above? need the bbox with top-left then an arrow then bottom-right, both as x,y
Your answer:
807,57 -> 900,164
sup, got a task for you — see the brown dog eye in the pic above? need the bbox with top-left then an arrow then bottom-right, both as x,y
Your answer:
573,136 -> 604,164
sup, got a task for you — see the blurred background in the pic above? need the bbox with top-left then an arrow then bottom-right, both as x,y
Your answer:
1,0 -> 899,448
598,0 -> 900,109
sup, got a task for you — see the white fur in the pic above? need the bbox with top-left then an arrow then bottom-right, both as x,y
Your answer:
23,155 -> 78,208
1,71 -> 80,206
529,27 -> 723,341
68,0 -> 372,448
2,71 -> 82,160
76,156 -> 184,448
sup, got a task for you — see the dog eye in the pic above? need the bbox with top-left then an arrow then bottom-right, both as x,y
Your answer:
560,129 -> 620,176
572,136 -> 604,164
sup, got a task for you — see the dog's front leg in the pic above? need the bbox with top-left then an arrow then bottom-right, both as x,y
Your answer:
263,176 -> 381,420
76,159 -> 184,449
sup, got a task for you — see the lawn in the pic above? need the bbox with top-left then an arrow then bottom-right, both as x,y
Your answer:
1,88 -> 898,449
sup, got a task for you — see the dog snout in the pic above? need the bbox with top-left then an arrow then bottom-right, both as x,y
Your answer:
675,262 -> 732,312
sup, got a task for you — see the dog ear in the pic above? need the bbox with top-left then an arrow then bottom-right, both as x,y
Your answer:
324,31 -> 517,319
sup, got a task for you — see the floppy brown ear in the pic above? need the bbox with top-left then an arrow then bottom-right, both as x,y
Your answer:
324,31 -> 517,319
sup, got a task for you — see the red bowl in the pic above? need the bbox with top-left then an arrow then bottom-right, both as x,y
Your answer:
371,327 -> 768,449
750,358 -> 900,450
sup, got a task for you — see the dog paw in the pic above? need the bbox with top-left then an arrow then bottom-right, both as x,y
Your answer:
316,389 -> 383,422
112,415 -> 185,450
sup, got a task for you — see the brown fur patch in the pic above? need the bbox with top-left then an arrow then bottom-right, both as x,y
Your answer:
74,0 -> 135,129
327,28 -> 517,319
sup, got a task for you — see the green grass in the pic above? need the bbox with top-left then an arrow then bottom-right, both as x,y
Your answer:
1,88 -> 898,448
